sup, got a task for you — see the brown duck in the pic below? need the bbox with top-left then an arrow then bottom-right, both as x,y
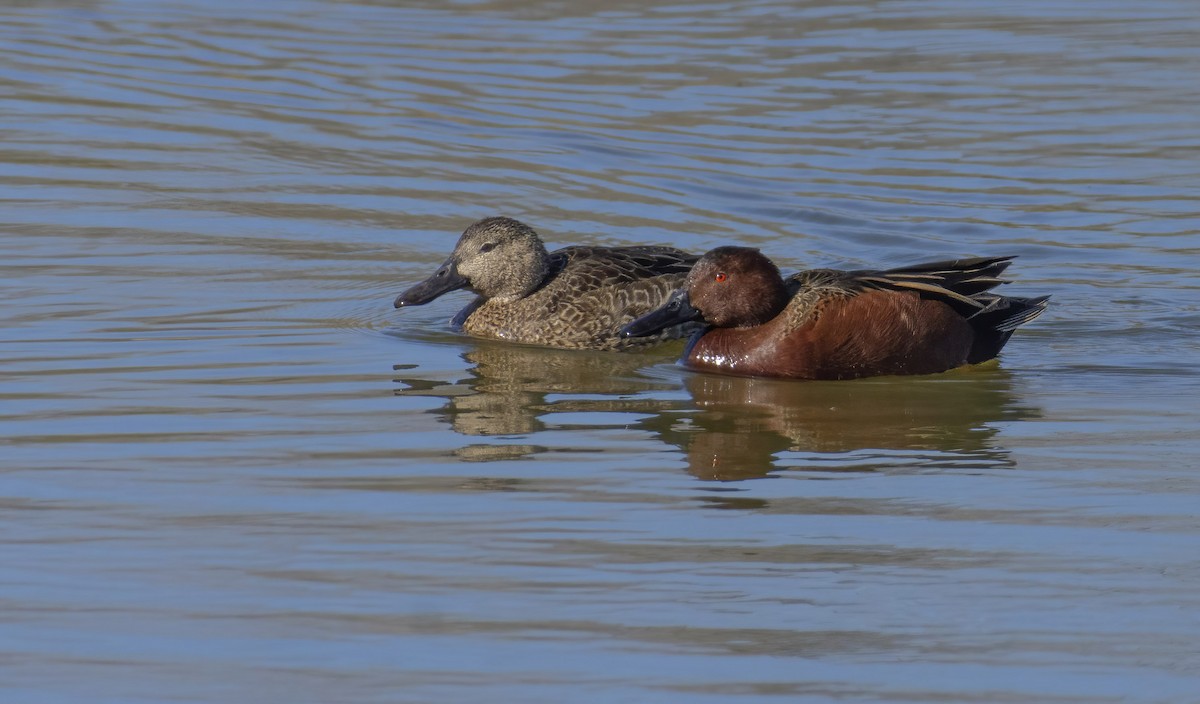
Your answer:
394,217 -> 699,350
621,247 -> 1049,380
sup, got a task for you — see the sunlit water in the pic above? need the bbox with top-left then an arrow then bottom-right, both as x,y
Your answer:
3,1 -> 1200,702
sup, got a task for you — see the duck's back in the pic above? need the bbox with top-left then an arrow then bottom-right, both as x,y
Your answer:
462,245 -> 699,350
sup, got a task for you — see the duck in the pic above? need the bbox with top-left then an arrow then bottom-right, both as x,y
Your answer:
620,246 -> 1049,380
394,217 -> 700,350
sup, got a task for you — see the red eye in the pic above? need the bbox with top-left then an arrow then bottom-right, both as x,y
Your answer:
715,272 -> 727,283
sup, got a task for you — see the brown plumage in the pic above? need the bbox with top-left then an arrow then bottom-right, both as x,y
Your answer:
394,217 -> 700,350
621,247 -> 1049,380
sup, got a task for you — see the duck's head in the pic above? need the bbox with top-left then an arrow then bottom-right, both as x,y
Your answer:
394,217 -> 551,308
621,246 -> 789,337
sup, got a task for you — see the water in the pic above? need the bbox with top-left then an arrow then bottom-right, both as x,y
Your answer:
3,1 -> 1200,701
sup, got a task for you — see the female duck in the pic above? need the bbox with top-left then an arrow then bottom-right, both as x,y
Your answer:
621,247 -> 1048,380
394,217 -> 699,350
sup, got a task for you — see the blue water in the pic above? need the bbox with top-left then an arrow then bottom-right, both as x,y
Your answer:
3,1 -> 1200,702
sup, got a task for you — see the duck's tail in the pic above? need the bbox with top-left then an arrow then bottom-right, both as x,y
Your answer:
965,294 -> 1050,363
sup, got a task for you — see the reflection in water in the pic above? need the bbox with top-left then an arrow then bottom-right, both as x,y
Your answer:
394,340 -> 686,458
397,341 -> 1038,480
648,369 -> 1039,481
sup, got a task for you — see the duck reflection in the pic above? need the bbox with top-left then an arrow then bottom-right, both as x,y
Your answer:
643,368 -> 1038,481
394,340 -> 686,458
395,342 -> 1037,477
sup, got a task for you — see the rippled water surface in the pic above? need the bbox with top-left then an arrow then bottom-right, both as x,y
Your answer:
4,1 -> 1200,702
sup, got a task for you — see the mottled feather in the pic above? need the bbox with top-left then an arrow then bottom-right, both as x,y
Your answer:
462,245 -> 699,349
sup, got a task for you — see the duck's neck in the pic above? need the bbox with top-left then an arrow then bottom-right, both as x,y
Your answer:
737,277 -> 790,328
490,243 -> 551,302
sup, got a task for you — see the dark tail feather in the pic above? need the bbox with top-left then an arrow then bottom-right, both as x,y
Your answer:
990,294 -> 1050,331
967,294 -> 1050,363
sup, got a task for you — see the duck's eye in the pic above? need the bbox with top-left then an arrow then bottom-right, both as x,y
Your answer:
715,272 -> 727,283
479,242 -> 496,253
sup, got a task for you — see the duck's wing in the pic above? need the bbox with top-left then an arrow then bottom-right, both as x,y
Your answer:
779,256 -> 1026,324
550,245 -> 699,288
775,257 -> 1046,370
850,256 -> 1017,318
527,246 -> 700,347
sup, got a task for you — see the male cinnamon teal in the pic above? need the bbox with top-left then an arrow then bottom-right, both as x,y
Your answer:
620,247 -> 1048,379
394,217 -> 700,350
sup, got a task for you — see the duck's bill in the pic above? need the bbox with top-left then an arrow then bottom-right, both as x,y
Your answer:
620,289 -> 701,337
394,258 -> 468,308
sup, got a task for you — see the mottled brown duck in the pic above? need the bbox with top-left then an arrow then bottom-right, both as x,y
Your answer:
395,217 -> 700,350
